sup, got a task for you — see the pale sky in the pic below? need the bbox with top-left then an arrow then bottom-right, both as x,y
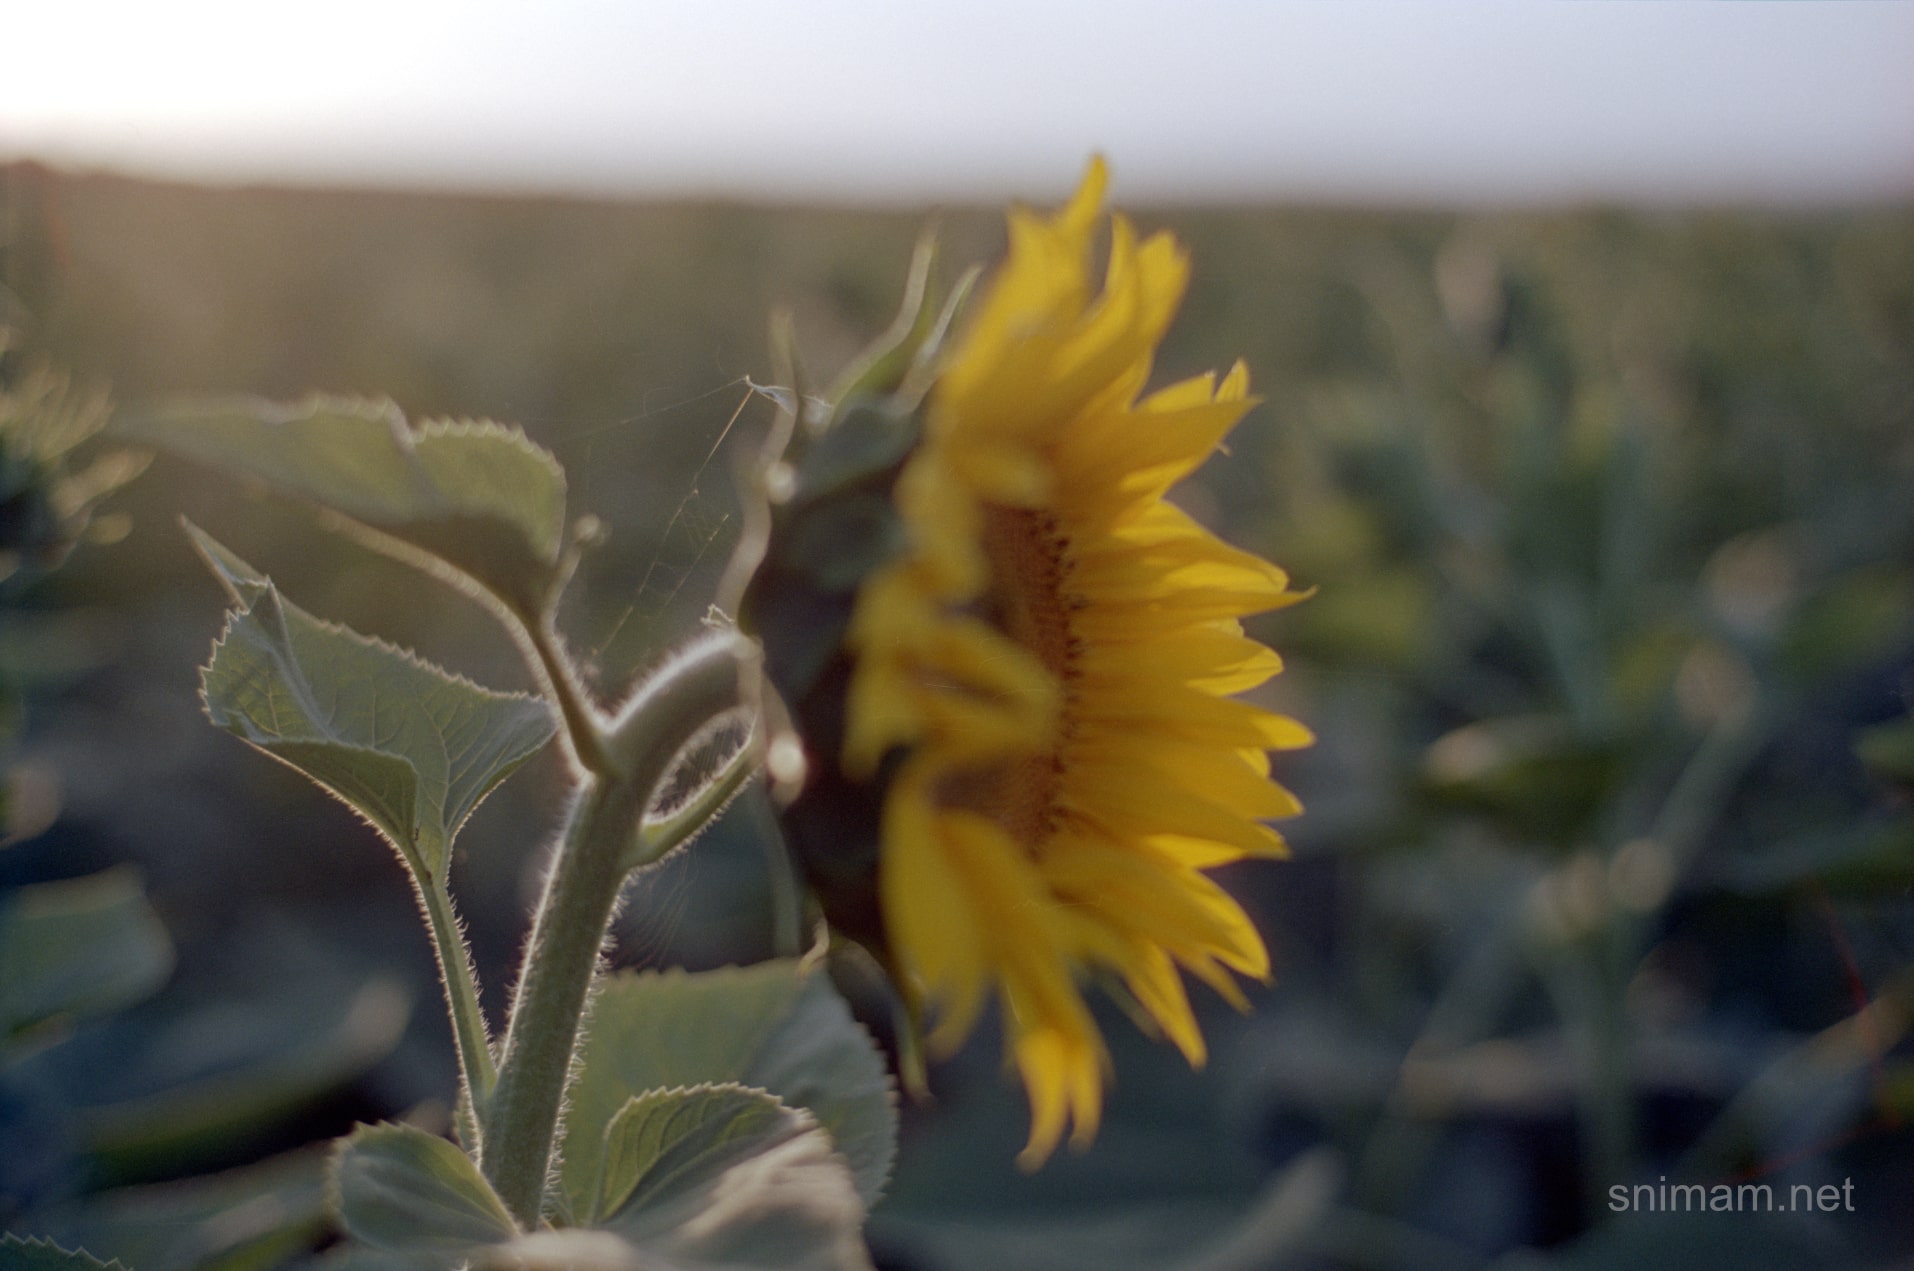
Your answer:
4,1 -> 1912,204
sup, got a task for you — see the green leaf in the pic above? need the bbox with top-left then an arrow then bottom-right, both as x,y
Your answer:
77,973 -> 411,1185
563,960 -> 895,1215
594,1084 -> 786,1220
191,525 -> 555,881
123,396 -> 567,612
330,1123 -> 516,1255
594,1084 -> 872,1271
51,1145 -> 330,1271
0,1235 -> 127,1271
0,866 -> 172,1044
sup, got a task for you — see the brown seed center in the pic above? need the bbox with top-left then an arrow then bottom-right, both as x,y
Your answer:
936,505 -> 1080,847
978,506 -> 1078,680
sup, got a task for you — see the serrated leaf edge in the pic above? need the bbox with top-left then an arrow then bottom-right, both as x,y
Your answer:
141,395 -> 572,605
0,1233 -> 131,1271
195,562 -> 555,875
199,563 -> 550,710
326,1120 -> 518,1252
594,1081 -> 834,1225
233,394 -> 565,545
785,966 -> 900,1206
590,962 -> 900,1206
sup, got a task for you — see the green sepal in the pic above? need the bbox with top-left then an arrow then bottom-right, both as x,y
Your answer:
735,396 -> 918,966
825,234 -> 954,412
741,395 -> 919,711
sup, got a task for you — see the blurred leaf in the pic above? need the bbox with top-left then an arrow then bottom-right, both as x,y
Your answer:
564,961 -> 895,1213
791,402 -> 921,514
123,396 -> 567,612
1717,819 -> 1914,897
300,1250 -> 426,1271
0,612 -> 121,691
888,1150 -> 1344,1271
1285,567 -> 1432,669
0,1235 -> 126,1271
191,525 -> 555,882
467,1229 -> 637,1271
331,1123 -> 516,1256
1855,715 -> 1914,788
0,768 -> 50,849
1777,565 -> 1912,681
76,976 -> 411,1184
1420,716 -> 1623,845
1608,623 -> 1693,722
1517,1208 -> 1839,1270
0,360 -> 133,581
0,867 -> 171,1046
1174,1148 -> 1340,1271
872,1000 -> 1279,1271
0,363 -> 112,467
593,1084 -> 872,1271
47,1146 -> 328,1271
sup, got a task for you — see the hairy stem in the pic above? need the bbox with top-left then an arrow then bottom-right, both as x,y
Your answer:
481,630 -> 749,1226
523,609 -> 614,777
418,878 -> 497,1151
630,719 -> 759,870
480,777 -> 634,1224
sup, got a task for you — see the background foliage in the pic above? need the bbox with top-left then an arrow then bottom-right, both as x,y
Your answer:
2,162 -> 1910,1269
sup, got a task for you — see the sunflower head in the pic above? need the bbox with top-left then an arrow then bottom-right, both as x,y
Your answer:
742,159 -> 1310,1167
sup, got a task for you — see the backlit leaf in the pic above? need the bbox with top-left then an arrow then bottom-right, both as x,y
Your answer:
593,1084 -> 872,1271
54,1145 -> 329,1271
124,396 -> 567,612
563,960 -> 895,1214
191,525 -> 554,881
330,1123 -> 516,1255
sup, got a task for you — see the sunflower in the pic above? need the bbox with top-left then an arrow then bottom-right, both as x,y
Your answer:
754,158 -> 1309,1166
803,156 -> 1301,1163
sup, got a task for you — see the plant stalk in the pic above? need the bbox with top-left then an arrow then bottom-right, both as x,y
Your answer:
524,609 -> 615,776
480,630 -> 749,1226
418,878 -> 497,1150
480,775 -> 636,1223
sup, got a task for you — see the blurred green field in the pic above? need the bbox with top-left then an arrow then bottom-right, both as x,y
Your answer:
3,163 -> 1912,1270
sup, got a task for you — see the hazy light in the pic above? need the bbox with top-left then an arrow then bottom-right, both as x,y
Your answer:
4,0 -> 1911,203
